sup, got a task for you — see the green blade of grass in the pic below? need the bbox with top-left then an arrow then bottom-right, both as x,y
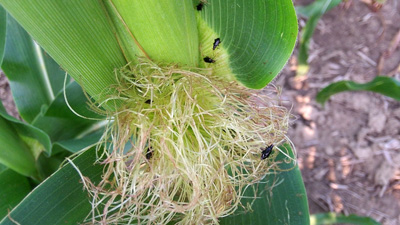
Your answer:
0,0 -> 127,111
197,0 -> 298,89
310,213 -> 381,225
220,144 -> 310,225
0,147 -> 104,225
296,0 -> 342,76
0,169 -> 31,220
316,76 -> 400,105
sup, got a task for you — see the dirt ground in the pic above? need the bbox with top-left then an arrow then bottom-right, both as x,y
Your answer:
274,0 -> 400,224
1,1 -> 400,224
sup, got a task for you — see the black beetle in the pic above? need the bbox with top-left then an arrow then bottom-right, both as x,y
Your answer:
196,2 -> 204,11
146,147 -> 153,160
261,144 -> 274,160
203,56 -> 215,63
213,38 -> 221,50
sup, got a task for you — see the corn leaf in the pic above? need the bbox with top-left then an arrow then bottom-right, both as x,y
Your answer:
1,14 -> 71,122
221,144 -> 310,224
0,0 -> 127,110
316,76 -> 400,105
41,48 -> 70,96
0,101 -> 49,179
0,147 -> 103,225
0,164 -> 6,173
0,169 -> 31,219
196,0 -> 298,89
310,213 -> 381,225
1,14 -> 104,155
32,81 -> 104,144
0,144 -> 308,224
52,129 -> 104,154
1,14 -> 56,123
297,0 -> 342,76
0,5 -> 5,65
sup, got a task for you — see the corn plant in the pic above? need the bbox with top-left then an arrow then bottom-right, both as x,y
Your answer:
296,0 -> 342,76
0,1 -> 308,224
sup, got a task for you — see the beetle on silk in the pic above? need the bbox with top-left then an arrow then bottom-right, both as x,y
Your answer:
261,144 -> 274,160
146,146 -> 153,160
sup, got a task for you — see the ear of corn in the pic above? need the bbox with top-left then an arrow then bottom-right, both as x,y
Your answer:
0,0 -> 299,223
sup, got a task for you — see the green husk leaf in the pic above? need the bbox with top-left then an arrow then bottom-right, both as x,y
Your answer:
0,0 -> 127,110
220,144 -> 310,225
0,147 -> 104,225
0,169 -> 31,219
196,0 -> 298,88
108,0 -> 199,66
310,212 -> 381,225
99,1 -> 144,65
316,76 -> 400,105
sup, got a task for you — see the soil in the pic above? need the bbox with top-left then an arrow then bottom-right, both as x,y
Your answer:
1,1 -> 400,224
274,0 -> 400,224
0,72 -> 19,118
